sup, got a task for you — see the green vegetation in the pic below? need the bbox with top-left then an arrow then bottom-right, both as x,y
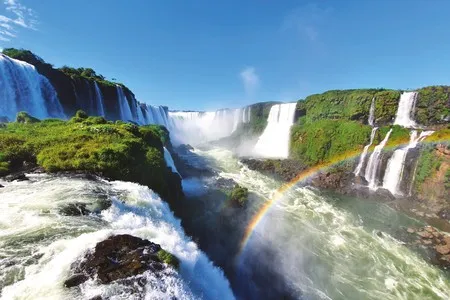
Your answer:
296,89 -> 401,125
290,119 -> 372,166
376,125 -> 411,148
416,86 -> 450,126
414,146 -> 442,187
229,184 -> 249,207
16,111 -> 40,124
156,249 -> 180,269
59,65 -> 125,88
0,111 -> 173,198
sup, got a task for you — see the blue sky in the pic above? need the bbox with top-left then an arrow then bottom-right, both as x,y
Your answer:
1,0 -> 449,111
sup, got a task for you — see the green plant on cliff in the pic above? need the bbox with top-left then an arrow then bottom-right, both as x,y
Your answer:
229,184 -> 249,207
290,119 -> 372,166
156,249 -> 180,269
415,86 -> 450,126
414,146 -> 442,188
0,111 -> 173,199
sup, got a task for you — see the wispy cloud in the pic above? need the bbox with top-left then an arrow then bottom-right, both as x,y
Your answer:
0,0 -> 37,41
282,3 -> 331,43
240,67 -> 260,96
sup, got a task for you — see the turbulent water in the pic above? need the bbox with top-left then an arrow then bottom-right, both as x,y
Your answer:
253,103 -> 297,158
0,175 -> 234,300
0,54 -> 65,121
365,129 -> 393,189
192,147 -> 450,300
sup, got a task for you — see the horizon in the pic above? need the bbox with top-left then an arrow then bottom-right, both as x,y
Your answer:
1,0 -> 450,110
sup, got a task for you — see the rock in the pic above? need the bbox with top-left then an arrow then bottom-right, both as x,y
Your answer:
0,184 -> 4,188
438,208 -> 450,220
407,227 -> 415,233
435,244 -> 450,255
65,234 -> 176,288
424,226 -> 436,233
89,296 -> 102,300
58,203 -> 90,216
64,274 -> 88,288
5,173 -> 28,182
417,231 -> 434,239
423,240 -> 433,245
443,235 -> 450,245
416,211 -> 425,217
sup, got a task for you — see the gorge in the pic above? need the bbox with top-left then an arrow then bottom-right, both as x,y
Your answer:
0,49 -> 449,300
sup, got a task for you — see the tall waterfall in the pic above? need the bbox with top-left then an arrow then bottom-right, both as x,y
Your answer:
394,92 -> 417,128
163,147 -> 180,176
354,127 -> 378,176
253,103 -> 297,158
0,54 -> 65,121
364,129 -> 393,189
368,97 -> 376,126
116,86 -> 133,121
93,82 -> 105,117
382,130 -> 434,196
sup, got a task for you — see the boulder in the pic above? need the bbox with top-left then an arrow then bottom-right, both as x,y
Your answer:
64,234 -> 178,288
406,227 -> 415,233
5,173 -> 28,182
417,231 -> 434,239
435,244 -> 450,255
58,203 -> 90,216
0,184 -> 4,188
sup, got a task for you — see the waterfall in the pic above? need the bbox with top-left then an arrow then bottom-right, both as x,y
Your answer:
0,54 -> 65,121
93,82 -> 105,117
382,130 -> 434,196
116,86 -> 133,122
364,129 -> 393,189
253,103 -> 297,158
164,147 -> 180,176
136,104 -> 145,125
354,127 -> 378,176
368,97 -> 376,126
394,92 -> 417,128
232,109 -> 241,132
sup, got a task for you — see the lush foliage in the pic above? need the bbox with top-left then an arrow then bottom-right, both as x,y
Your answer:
414,146 -> 443,187
156,249 -> 180,269
290,119 -> 372,166
415,86 -> 450,126
229,184 -> 249,207
376,125 -> 411,149
0,112 -> 172,198
59,65 -> 125,88
296,89 -> 401,125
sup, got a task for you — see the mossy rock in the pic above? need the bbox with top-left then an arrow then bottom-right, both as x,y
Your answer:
16,112 -> 40,124
229,184 -> 249,207
156,249 -> 180,269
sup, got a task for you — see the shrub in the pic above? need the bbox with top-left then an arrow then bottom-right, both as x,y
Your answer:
16,112 -> 40,124
156,249 -> 180,269
229,184 -> 249,207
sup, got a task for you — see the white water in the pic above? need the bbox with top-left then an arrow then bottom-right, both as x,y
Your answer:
116,86 -> 134,122
93,82 -> 105,117
368,97 -> 376,126
354,127 -> 378,176
164,147 -> 180,176
0,54 -> 65,121
194,147 -> 450,300
364,129 -> 393,189
382,130 -> 434,196
253,103 -> 297,158
394,92 -> 417,128
0,175 -> 234,299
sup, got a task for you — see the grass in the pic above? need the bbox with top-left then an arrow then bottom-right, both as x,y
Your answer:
156,249 -> 180,269
0,111 -> 172,198
414,145 -> 442,187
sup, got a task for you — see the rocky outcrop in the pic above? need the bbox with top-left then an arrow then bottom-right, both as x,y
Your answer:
64,234 -> 178,288
241,158 -> 306,182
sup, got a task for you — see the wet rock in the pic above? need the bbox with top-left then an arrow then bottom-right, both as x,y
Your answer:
65,234 -> 175,288
407,227 -> 415,233
438,208 -> 450,220
5,173 -> 29,182
423,240 -> 433,245
0,184 -> 4,188
417,231 -> 434,239
436,244 -> 450,255
64,274 -> 89,288
89,296 -> 102,300
424,226 -> 436,233
58,203 -> 90,216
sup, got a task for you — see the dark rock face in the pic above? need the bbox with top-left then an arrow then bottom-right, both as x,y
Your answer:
241,158 -> 306,182
58,203 -> 90,216
64,234 -> 168,288
5,172 -> 29,182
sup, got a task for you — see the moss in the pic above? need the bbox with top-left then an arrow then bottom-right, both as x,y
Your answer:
16,112 -> 40,124
415,86 -> 450,126
229,184 -> 249,207
156,249 -> 180,269
290,119 -> 372,166
0,112 -> 172,199
414,145 -> 443,188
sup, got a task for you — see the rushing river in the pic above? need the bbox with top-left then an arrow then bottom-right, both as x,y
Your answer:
0,174 -> 234,300
188,147 -> 450,300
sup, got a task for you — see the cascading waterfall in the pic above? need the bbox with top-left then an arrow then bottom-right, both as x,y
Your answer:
394,92 -> 417,128
382,130 -> 434,196
0,54 -> 65,120
93,82 -> 105,117
0,175 -> 234,299
164,147 -> 180,176
354,127 -> 378,176
116,86 -> 133,122
368,97 -> 376,126
364,129 -> 393,189
253,103 -> 297,158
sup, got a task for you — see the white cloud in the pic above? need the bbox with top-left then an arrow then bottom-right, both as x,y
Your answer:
240,67 -> 260,96
282,3 -> 331,43
0,0 -> 37,41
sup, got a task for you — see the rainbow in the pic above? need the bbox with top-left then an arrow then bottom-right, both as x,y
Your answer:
238,133 -> 450,255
